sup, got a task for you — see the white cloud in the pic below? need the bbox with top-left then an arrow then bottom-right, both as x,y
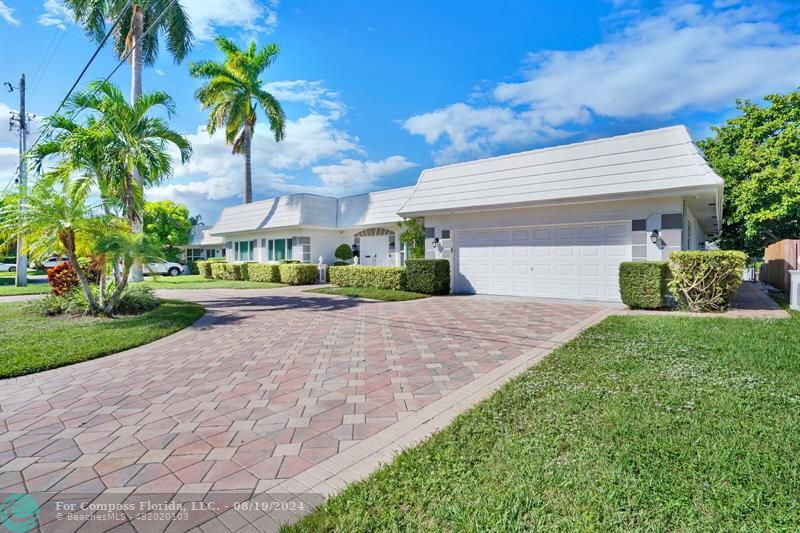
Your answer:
311,156 -> 416,193
183,0 -> 280,42
403,2 -> 800,163
149,80 -> 413,215
0,147 -> 18,181
0,1 -> 20,26
38,0 -> 71,30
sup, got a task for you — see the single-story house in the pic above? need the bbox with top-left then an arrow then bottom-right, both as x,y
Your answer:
201,125 -> 723,302
181,224 -> 225,263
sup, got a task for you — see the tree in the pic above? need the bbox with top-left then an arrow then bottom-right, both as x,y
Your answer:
334,243 -> 353,263
65,0 -> 193,274
399,218 -> 426,259
189,36 -> 286,204
144,200 -> 191,261
65,81 -> 192,280
697,90 -> 800,256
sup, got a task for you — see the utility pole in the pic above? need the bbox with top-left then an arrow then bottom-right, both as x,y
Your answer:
6,74 -> 27,286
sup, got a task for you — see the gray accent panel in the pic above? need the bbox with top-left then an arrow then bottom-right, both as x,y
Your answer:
660,229 -> 682,247
661,213 -> 683,229
631,232 -> 646,245
632,219 -> 646,231
632,245 -> 647,259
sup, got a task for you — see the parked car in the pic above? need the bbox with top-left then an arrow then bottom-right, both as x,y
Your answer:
144,261 -> 184,277
0,261 -> 16,272
38,255 -> 69,269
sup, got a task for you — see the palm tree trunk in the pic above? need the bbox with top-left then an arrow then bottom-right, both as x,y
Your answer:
244,128 -> 253,204
129,5 -> 145,282
62,231 -> 100,313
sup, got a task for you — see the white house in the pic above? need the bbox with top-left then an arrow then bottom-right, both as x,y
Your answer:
204,125 -> 723,302
182,224 -> 225,263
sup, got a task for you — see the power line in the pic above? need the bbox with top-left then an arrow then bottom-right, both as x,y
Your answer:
28,0 -> 179,155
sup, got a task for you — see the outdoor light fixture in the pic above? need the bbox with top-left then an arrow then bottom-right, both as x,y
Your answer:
650,230 -> 660,244
432,237 -> 440,247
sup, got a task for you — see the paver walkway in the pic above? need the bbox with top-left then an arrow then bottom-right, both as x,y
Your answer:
0,287 -> 616,531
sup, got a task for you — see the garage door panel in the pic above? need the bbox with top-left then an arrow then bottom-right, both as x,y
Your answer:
456,222 -> 631,302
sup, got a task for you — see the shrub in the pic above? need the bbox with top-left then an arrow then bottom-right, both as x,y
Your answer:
406,259 -> 450,295
187,260 -> 199,275
47,262 -> 79,296
619,261 -> 670,309
334,244 -> 353,262
197,258 -> 225,279
280,259 -> 300,264
279,263 -> 319,285
77,256 -> 104,284
210,262 -> 244,280
329,266 -> 407,290
668,250 -> 747,312
247,263 -> 281,282
114,285 -> 159,315
32,294 -> 68,316
333,261 -> 349,266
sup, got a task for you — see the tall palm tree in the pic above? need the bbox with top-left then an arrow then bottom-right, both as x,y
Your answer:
190,36 -> 286,203
65,0 -> 193,277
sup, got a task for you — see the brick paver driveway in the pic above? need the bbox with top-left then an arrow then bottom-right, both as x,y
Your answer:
0,287 -> 617,529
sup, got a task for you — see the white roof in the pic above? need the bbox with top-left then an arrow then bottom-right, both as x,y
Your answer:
211,194 -> 334,234
398,125 -> 724,216
187,225 -> 224,246
337,187 -> 414,227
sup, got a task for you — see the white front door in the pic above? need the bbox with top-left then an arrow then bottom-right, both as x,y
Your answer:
360,236 -> 390,266
455,222 -> 631,301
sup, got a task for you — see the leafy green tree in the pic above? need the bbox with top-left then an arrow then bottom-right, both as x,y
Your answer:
698,90 -> 800,255
189,36 -> 286,204
399,218 -> 426,259
144,200 -> 191,261
334,243 -> 353,263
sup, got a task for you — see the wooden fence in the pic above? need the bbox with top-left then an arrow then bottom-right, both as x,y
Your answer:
761,239 -> 800,293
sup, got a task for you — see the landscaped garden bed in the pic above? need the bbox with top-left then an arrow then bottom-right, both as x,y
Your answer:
143,273 -> 284,290
0,299 -> 204,378
290,305 -> 800,531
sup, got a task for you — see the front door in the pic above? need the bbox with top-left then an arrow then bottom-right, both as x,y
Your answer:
359,236 -> 390,266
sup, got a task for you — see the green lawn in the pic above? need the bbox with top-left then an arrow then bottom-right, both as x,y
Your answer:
305,286 -> 429,301
0,278 -> 52,296
289,310 -> 800,531
143,274 -> 285,290
0,300 -> 204,378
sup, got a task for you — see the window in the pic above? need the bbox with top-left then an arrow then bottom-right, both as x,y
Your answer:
235,241 -> 254,262
267,238 -> 293,261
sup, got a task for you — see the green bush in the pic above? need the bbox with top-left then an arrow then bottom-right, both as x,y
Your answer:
187,260 -> 199,275
113,285 -> 160,315
280,259 -> 300,264
668,250 -> 747,312
619,261 -> 670,309
279,263 -> 319,285
35,284 -> 159,316
210,262 -> 244,280
405,259 -> 450,295
197,258 -> 225,279
248,263 -> 281,282
332,261 -> 349,266
33,294 -> 68,316
335,244 -> 353,262
329,266 -> 407,290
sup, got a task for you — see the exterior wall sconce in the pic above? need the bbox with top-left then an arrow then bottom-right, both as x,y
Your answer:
432,237 -> 440,247
650,230 -> 660,244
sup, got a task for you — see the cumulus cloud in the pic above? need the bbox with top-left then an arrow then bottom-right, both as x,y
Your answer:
149,80 -> 413,217
183,0 -> 280,42
38,0 -> 71,30
403,2 -> 800,163
0,1 -> 20,26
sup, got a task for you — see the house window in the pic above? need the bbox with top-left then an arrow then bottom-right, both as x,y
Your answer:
267,238 -> 294,261
235,241 -> 254,262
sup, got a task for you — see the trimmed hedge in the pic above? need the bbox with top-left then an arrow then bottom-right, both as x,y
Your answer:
197,258 -> 226,279
210,262 -> 245,280
329,266 -> 407,290
668,250 -> 747,312
279,263 -> 319,285
406,259 -> 450,295
247,263 -> 281,283
619,261 -> 670,309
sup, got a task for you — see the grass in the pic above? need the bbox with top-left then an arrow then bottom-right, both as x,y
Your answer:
0,278 -> 51,296
0,299 -> 204,379
143,274 -> 285,290
289,309 -> 800,531
305,286 -> 429,301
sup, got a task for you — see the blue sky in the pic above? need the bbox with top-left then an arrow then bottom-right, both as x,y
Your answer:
0,0 -> 798,224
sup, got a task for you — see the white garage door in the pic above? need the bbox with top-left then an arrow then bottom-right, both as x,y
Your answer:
455,222 -> 631,301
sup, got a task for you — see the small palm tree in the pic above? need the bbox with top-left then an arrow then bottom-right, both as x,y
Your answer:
190,36 -> 286,203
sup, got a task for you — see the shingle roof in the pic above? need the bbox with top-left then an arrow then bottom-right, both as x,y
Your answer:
397,125 -> 723,216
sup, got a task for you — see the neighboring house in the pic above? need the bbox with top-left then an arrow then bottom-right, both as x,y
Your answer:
181,223 -> 225,263
206,125 -> 723,302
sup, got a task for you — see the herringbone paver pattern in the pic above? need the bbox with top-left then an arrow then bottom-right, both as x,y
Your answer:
0,287 -> 614,529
